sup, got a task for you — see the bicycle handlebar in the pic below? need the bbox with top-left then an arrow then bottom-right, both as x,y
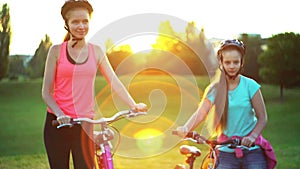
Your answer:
172,130 -> 241,147
52,110 -> 147,128
74,110 -> 147,124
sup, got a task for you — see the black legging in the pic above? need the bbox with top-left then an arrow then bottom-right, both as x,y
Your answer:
44,112 -> 95,169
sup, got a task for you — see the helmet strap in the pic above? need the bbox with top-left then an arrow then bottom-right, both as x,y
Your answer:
221,65 -> 241,80
64,24 -> 83,48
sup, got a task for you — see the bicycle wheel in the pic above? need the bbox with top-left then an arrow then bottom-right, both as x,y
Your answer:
201,154 -> 215,169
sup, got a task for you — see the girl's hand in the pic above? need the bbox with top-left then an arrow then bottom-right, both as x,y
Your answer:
175,126 -> 188,138
241,133 -> 258,147
56,115 -> 71,125
131,103 -> 147,112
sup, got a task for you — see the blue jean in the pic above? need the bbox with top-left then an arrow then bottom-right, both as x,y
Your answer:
216,148 -> 267,169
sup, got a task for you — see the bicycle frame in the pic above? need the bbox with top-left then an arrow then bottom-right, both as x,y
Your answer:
95,123 -> 114,169
54,110 -> 147,169
200,144 -> 216,169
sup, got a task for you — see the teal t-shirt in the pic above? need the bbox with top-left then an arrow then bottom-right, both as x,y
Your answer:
206,75 -> 261,152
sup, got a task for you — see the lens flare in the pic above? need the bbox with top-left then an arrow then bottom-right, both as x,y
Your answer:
134,128 -> 164,154
87,13 -> 217,158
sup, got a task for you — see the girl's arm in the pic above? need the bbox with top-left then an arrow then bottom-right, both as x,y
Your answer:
176,99 -> 211,136
251,89 -> 268,135
94,45 -> 146,111
242,89 -> 268,147
41,45 -> 66,117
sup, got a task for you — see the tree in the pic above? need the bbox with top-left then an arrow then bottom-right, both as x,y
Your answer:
258,32 -> 300,100
185,24 -> 209,76
27,34 -> 52,78
8,55 -> 26,79
106,44 -> 133,73
152,20 -> 208,76
239,33 -> 263,82
0,3 -> 11,80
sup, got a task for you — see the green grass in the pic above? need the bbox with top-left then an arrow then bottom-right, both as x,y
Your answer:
0,76 -> 299,169
0,79 -> 46,156
260,84 -> 300,169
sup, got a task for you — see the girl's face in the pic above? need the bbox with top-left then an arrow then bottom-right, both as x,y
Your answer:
66,8 -> 90,39
219,49 -> 243,77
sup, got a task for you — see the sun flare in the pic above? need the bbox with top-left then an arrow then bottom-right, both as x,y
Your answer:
134,128 -> 164,153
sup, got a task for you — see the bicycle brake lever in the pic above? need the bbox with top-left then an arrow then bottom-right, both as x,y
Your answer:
228,138 -> 240,148
183,138 -> 198,143
57,123 -> 73,129
126,111 -> 147,117
236,145 -> 252,150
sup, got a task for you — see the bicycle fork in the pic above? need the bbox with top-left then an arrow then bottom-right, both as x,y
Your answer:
98,144 -> 114,169
96,123 -> 114,169
201,152 -> 215,169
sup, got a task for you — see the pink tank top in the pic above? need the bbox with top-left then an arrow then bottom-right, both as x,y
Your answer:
47,42 -> 97,118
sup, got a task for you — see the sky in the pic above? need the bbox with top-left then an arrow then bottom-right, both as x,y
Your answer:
1,0 -> 300,55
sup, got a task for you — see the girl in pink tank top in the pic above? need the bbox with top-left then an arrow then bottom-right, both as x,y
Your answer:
47,42 -> 97,119
42,1 -> 147,168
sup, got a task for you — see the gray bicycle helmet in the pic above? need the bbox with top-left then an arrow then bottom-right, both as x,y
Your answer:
217,39 -> 246,57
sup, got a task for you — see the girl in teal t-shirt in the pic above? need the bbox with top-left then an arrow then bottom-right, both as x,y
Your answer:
207,75 -> 260,139
206,75 -> 262,153
176,39 -> 274,169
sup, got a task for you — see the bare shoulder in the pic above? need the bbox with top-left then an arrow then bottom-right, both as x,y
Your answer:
91,43 -> 105,62
47,44 -> 61,61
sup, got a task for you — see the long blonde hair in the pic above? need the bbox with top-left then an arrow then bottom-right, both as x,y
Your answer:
203,39 -> 245,136
214,68 -> 228,131
201,68 -> 228,138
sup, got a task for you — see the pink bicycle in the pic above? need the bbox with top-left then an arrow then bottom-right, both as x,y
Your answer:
53,110 -> 147,169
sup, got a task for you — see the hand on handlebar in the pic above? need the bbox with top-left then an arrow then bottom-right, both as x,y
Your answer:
57,115 -> 72,126
241,135 -> 256,147
131,103 -> 147,113
174,126 -> 189,138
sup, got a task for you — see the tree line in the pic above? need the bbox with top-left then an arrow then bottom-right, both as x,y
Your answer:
1,3 -> 299,99
0,4 -> 51,80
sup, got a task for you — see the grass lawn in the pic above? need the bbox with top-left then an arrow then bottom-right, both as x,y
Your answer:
0,76 -> 299,169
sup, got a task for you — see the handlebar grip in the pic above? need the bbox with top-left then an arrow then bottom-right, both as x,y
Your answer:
172,130 -> 178,135
172,130 -> 200,139
52,120 -> 59,127
172,130 -> 192,136
51,119 -> 78,128
172,130 -> 195,137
